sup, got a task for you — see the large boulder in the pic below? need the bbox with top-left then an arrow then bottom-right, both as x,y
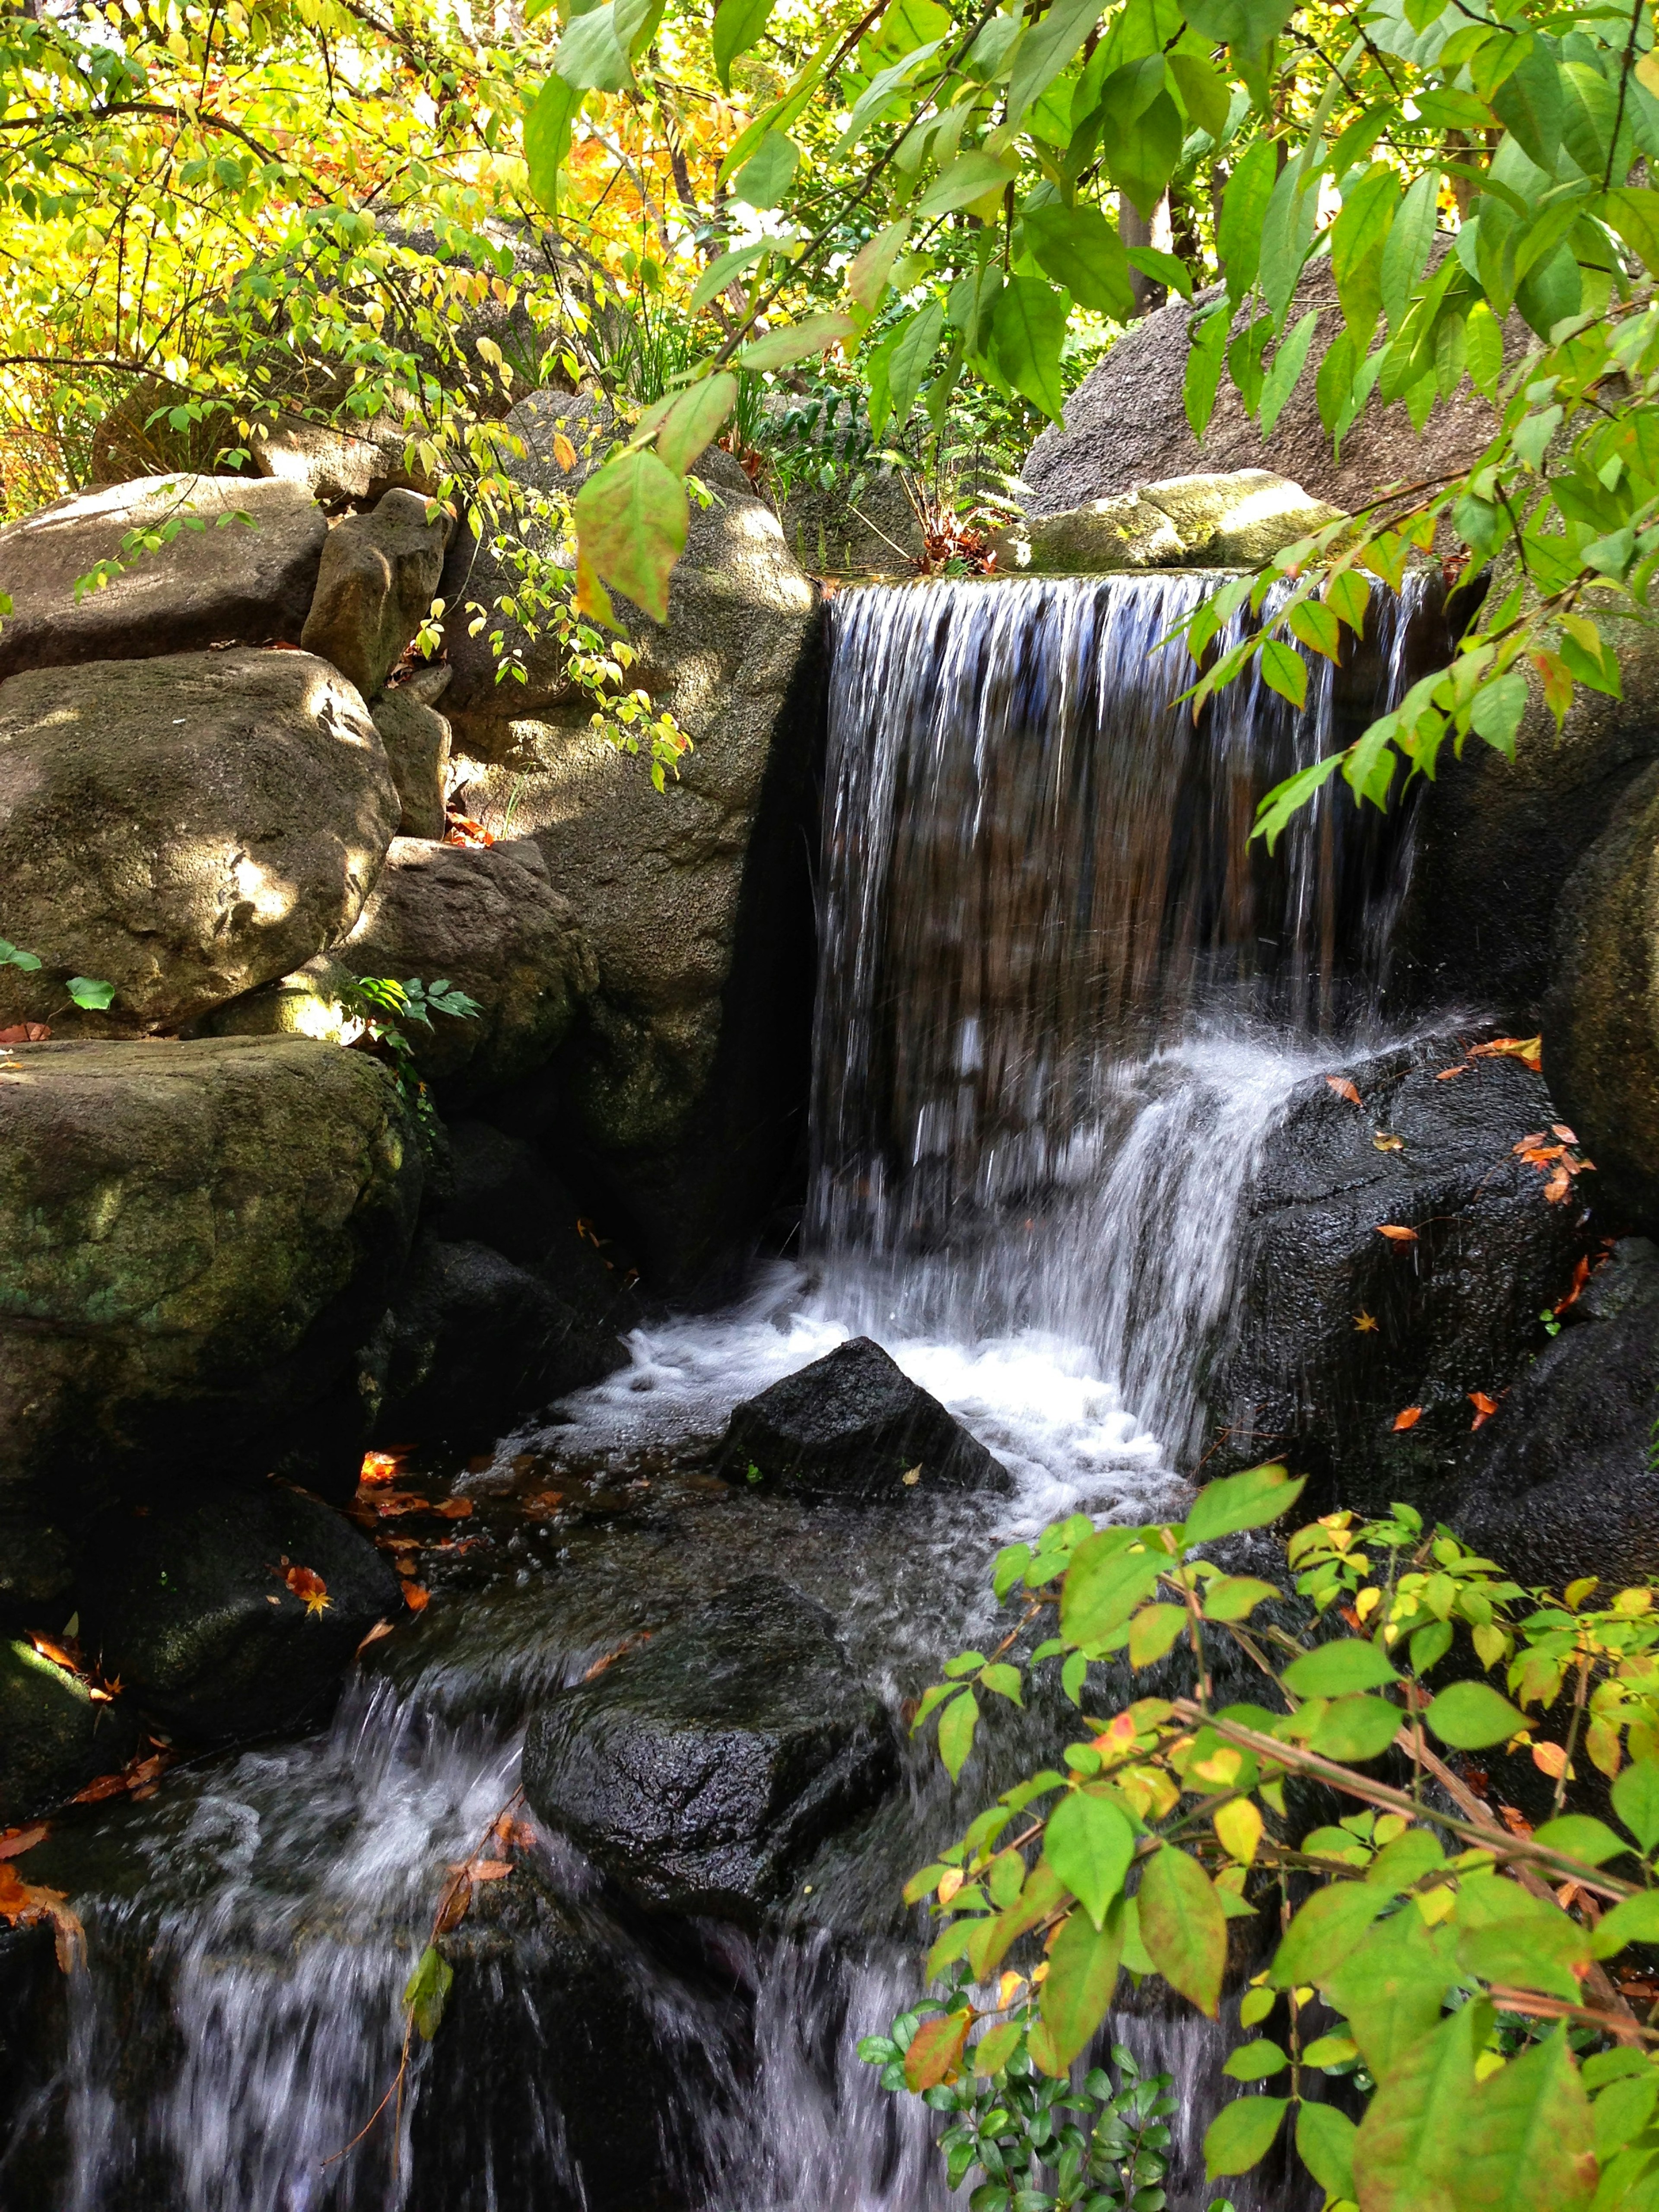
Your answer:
300,487 -> 451,699
1543,763 -> 1659,1231
0,1639 -> 143,1825
0,1038 -> 423,1519
1023,263 -> 1497,519
992,470 -> 1347,575
720,1336 -> 1010,1500
777,469 -> 926,575
77,1477 -> 399,1745
335,835 -> 597,1099
435,390 -> 826,1290
1392,623 -> 1659,1029
1206,1031 -> 1586,1516
372,666 -> 452,839
0,649 -> 400,1035
0,474 -> 326,680
522,1576 -> 898,1923
1444,1239 -> 1659,1592
252,410 -> 428,508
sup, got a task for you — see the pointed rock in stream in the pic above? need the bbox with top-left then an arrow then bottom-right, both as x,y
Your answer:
522,1576 -> 898,1923
719,1336 -> 1010,1499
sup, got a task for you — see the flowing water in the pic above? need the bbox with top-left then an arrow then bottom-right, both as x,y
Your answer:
3,570 -> 1441,2212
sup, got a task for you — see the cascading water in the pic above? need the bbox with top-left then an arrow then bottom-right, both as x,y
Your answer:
6,567 -> 1441,2212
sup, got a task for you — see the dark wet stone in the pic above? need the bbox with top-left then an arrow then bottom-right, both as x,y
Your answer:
719,1336 -> 1010,1500
522,1575 -> 899,1923
77,1479 -> 399,1745
0,1638 -> 143,1825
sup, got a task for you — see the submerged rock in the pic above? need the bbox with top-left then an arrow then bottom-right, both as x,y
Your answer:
1207,1033 -> 1586,1516
0,1637 -> 143,1824
991,470 -> 1346,575
522,1576 -> 899,1922
78,1478 -> 399,1744
720,1336 -> 1010,1499
0,647 -> 400,1036
1445,1239 -> 1659,1590
0,474 -> 327,681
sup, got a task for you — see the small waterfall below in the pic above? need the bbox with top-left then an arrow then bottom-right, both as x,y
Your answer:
5,567 -> 1444,2212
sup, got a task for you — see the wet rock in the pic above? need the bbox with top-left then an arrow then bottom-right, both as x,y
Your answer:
1543,762 -> 1659,1231
523,1576 -> 899,1921
720,1337 -> 1010,1500
437,392 -> 825,1291
0,1037 -> 422,1512
1444,1239 -> 1659,1591
1206,1032 -> 1586,1517
992,470 -> 1346,575
1022,261 -> 1498,519
373,1228 -> 635,1447
0,1637 -> 143,1824
336,835 -> 597,1100
428,1120 -> 613,1273
0,648 -> 400,1036
301,487 -> 451,700
0,474 -> 326,680
0,1509 -> 76,1631
372,668 -> 452,839
78,1478 -> 399,1745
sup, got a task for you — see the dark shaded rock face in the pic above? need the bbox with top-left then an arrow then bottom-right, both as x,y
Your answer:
1444,1240 -> 1659,1591
721,1336 -> 1010,1500
523,1576 -> 899,1922
1208,1034 -> 1586,1516
0,1639 -> 143,1824
78,1480 -> 399,1745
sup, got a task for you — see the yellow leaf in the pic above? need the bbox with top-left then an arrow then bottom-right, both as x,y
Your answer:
1214,1797 -> 1263,1866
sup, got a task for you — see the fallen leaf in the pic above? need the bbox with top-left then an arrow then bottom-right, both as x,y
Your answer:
1554,1255 -> 1592,1314
1354,1310 -> 1379,1333
29,1635 -> 79,1675
1392,1405 -> 1424,1431
495,1814 -> 537,1850
69,1773 -> 128,1805
444,814 -> 495,848
432,1498 -> 474,1519
522,1490 -> 565,1516
434,1870 -> 472,1934
1372,1131 -> 1404,1151
0,1825 -> 48,1862
358,1450 -> 404,1487
468,1859 -> 513,1881
1326,1075 -> 1363,1106
395,1556 -> 419,1577
355,1619 -> 395,1656
372,1491 -> 430,1516
1469,1390 -> 1499,1430
0,1864 -> 84,1971
402,1583 -> 430,1611
1468,1034 -> 1543,1070
281,1564 -> 331,1617
1498,1804 -> 1533,1840
1532,1740 -> 1570,1780
1552,1124 -> 1578,1144
583,1630 -> 648,1679
1376,1224 -> 1419,1242
1544,1166 -> 1571,1204
900,1465 -> 922,1486
0,1022 -> 51,1045
1435,1062 -> 1468,1080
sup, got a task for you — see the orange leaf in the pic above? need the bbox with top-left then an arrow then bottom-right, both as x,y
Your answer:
0,1824 -> 48,1861
1435,1062 -> 1468,1080
1554,1255 -> 1592,1314
1468,1034 -> 1543,1070
355,1619 -> 395,1657
282,1564 -> 331,1617
358,1450 -> 404,1486
468,1859 -> 513,1881
1545,1167 -> 1572,1203
432,1498 -> 474,1519
1469,1391 -> 1499,1430
1326,1075 -> 1362,1106
0,1022 -> 51,1044
1552,1124 -> 1578,1144
1376,1224 -> 1419,1242
1532,1740 -> 1570,1780
553,429 -> 577,472
402,1583 -> 430,1611
904,2009 -> 971,2091
69,1773 -> 128,1805
1392,1405 -> 1424,1431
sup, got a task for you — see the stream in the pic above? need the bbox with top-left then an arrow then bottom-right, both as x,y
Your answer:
2,569 -> 1443,2211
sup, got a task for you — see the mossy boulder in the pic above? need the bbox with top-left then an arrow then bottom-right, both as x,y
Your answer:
0,1638 -> 143,1825
990,470 -> 1347,575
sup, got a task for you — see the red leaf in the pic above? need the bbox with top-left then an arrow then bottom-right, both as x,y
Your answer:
0,1824 -> 48,1861
1469,1391 -> 1499,1430
1392,1405 -> 1424,1431
402,1583 -> 430,1612
0,1022 -> 51,1044
903,2010 -> 971,2091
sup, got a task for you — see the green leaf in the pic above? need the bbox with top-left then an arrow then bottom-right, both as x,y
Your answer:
1602,185 -> 1659,274
1591,1889 -> 1659,1958
1424,1679 -> 1526,1749
0,940 -> 41,971
1102,88 -> 1183,220
65,977 -> 116,1011
1126,245 -> 1192,299
849,217 -> 912,311
524,75 -> 582,213
1022,202 -> 1137,320
1272,1880 -> 1386,1987
1008,0 -> 1100,124
1367,1829 -> 1446,1894
1592,2069 -> 1659,2161
1309,1693 -> 1404,1763
1203,1575 -> 1280,1624
1492,44 -> 1564,175
573,450 -> 689,625
915,150 -> 1020,220
1168,50 -> 1230,138
1331,163 -> 1397,334
973,2018 -> 1023,2076
1467,666 -> 1529,759
1258,309 -> 1320,438
979,1662 -> 1024,1705
1351,2003 -> 1483,2207
1128,1602 -> 1189,1669
1328,1908 -> 1460,2081
1260,157 -> 1319,326
1282,1639 -> 1400,1698
1185,305 -> 1231,439
1223,2037 -> 1289,2081
1253,753 -> 1345,851
404,1943 -> 453,2040
904,2008 -> 971,2090
1043,1790 -> 1136,1927
690,241 -> 772,312
987,273 -> 1068,418
1289,600 -> 1341,663
712,0 -> 773,91
1185,0 -> 1294,51
936,1688 -> 981,1781
885,296 -> 945,432
1613,1757 -> 1659,1854
1205,2094 -> 1288,2178
1060,1533 -> 1164,1649
1185,1463 -> 1305,1546
733,129 -> 798,209
1297,2101 -> 1358,2202
1138,1843 -> 1226,2016
1458,1891 -> 1589,2001
1259,637 -> 1308,709
1459,2026 -> 1596,2212
737,311 -> 855,372
1380,171 -> 1441,333
1217,137 -> 1278,301
1039,1898 -> 1126,2065
1531,1814 -> 1630,1869
654,375 -> 737,475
